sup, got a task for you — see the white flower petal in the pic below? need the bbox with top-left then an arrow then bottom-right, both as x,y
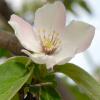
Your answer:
31,54 -> 56,68
56,57 -> 73,65
53,44 -> 76,65
64,21 -> 95,53
52,21 -> 95,65
8,14 -> 40,52
34,1 -> 66,33
22,49 -> 56,68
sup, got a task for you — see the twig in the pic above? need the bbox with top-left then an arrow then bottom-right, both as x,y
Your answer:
0,31 -> 24,55
24,82 -> 52,88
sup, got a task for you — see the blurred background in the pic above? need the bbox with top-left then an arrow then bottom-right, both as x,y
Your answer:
0,0 -> 100,100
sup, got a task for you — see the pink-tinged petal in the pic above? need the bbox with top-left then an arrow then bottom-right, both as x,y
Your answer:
34,1 -> 66,33
53,44 -> 76,65
52,21 -> 95,65
55,57 -> 73,65
8,14 -> 40,52
64,21 -> 95,53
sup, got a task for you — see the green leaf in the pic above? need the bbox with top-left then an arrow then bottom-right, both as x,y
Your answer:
0,48 -> 11,57
79,1 -> 92,14
63,0 -> 92,15
54,63 -> 100,100
40,87 -> 61,100
11,93 -> 20,100
0,56 -> 33,100
69,85 -> 90,100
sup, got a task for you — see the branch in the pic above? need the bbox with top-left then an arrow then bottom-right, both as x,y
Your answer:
0,0 -> 13,21
0,31 -> 24,55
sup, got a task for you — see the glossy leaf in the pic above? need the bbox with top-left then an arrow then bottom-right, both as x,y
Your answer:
0,56 -> 33,100
54,63 -> 100,100
11,93 -> 20,100
40,86 -> 61,100
0,48 -> 11,57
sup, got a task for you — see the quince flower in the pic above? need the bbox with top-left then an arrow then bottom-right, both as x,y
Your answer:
8,1 -> 95,68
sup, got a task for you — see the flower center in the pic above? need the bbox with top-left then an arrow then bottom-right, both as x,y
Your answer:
38,29 -> 61,55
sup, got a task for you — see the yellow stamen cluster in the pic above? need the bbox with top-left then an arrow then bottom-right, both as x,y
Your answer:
38,29 -> 61,55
